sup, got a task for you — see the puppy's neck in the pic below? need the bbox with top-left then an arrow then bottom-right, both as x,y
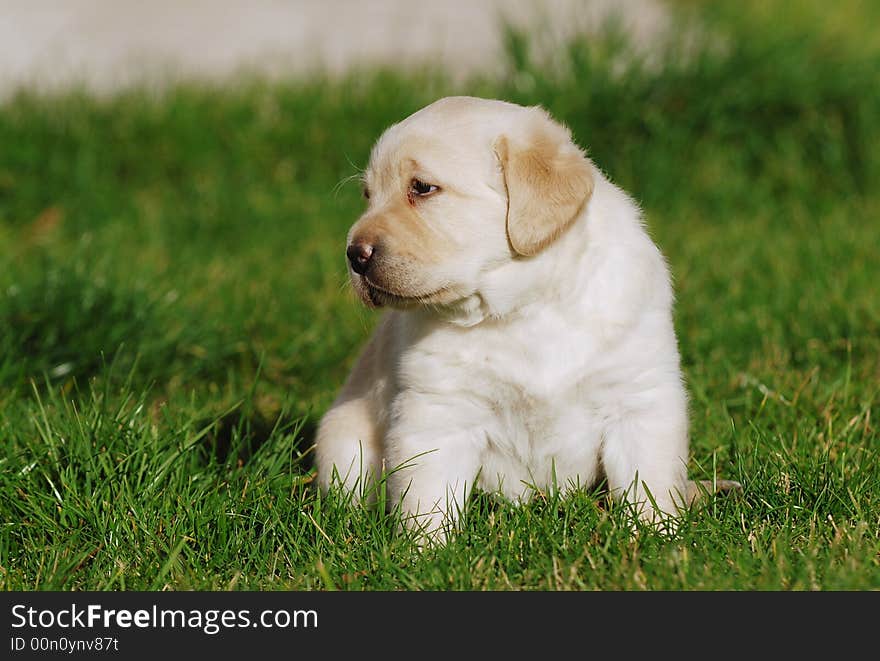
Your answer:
414,209 -> 593,328
428,293 -> 488,327
478,206 -> 594,322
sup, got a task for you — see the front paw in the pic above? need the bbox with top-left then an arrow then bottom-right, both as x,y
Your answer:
396,501 -> 455,548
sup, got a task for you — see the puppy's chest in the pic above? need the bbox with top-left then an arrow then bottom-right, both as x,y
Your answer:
405,313 -> 604,410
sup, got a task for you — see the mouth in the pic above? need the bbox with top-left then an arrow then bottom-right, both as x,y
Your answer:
361,278 -> 451,308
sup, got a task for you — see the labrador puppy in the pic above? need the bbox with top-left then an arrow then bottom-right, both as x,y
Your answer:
316,96 -> 738,539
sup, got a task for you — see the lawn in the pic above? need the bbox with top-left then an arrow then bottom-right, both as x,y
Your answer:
1,1 -> 878,590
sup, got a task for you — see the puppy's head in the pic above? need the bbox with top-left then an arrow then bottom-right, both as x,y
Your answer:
346,96 -> 594,310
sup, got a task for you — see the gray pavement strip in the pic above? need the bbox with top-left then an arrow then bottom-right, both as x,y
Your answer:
0,0 -> 667,96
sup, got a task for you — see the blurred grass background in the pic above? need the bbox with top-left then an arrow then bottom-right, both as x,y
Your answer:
1,0 -> 878,589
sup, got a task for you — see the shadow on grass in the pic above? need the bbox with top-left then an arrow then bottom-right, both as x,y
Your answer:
196,406 -> 317,473
0,256 -> 252,395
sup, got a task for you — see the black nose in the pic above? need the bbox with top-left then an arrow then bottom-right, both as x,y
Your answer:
347,241 -> 374,275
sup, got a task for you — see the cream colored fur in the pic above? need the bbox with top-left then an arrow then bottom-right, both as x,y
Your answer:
316,96 -> 737,541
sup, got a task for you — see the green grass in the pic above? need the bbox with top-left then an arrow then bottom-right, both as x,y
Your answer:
1,1 -> 879,590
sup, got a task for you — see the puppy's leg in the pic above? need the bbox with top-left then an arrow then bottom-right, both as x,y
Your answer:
315,323 -> 390,501
315,394 -> 383,500
384,397 -> 485,544
601,395 -> 690,524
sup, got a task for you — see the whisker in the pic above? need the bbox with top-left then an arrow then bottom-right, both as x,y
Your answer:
331,152 -> 367,200
333,172 -> 364,199
343,151 -> 364,175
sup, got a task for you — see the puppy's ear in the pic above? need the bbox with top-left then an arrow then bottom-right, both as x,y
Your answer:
495,108 -> 594,257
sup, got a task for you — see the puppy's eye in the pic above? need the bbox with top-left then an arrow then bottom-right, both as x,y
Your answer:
410,179 -> 439,197
362,187 -> 370,200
